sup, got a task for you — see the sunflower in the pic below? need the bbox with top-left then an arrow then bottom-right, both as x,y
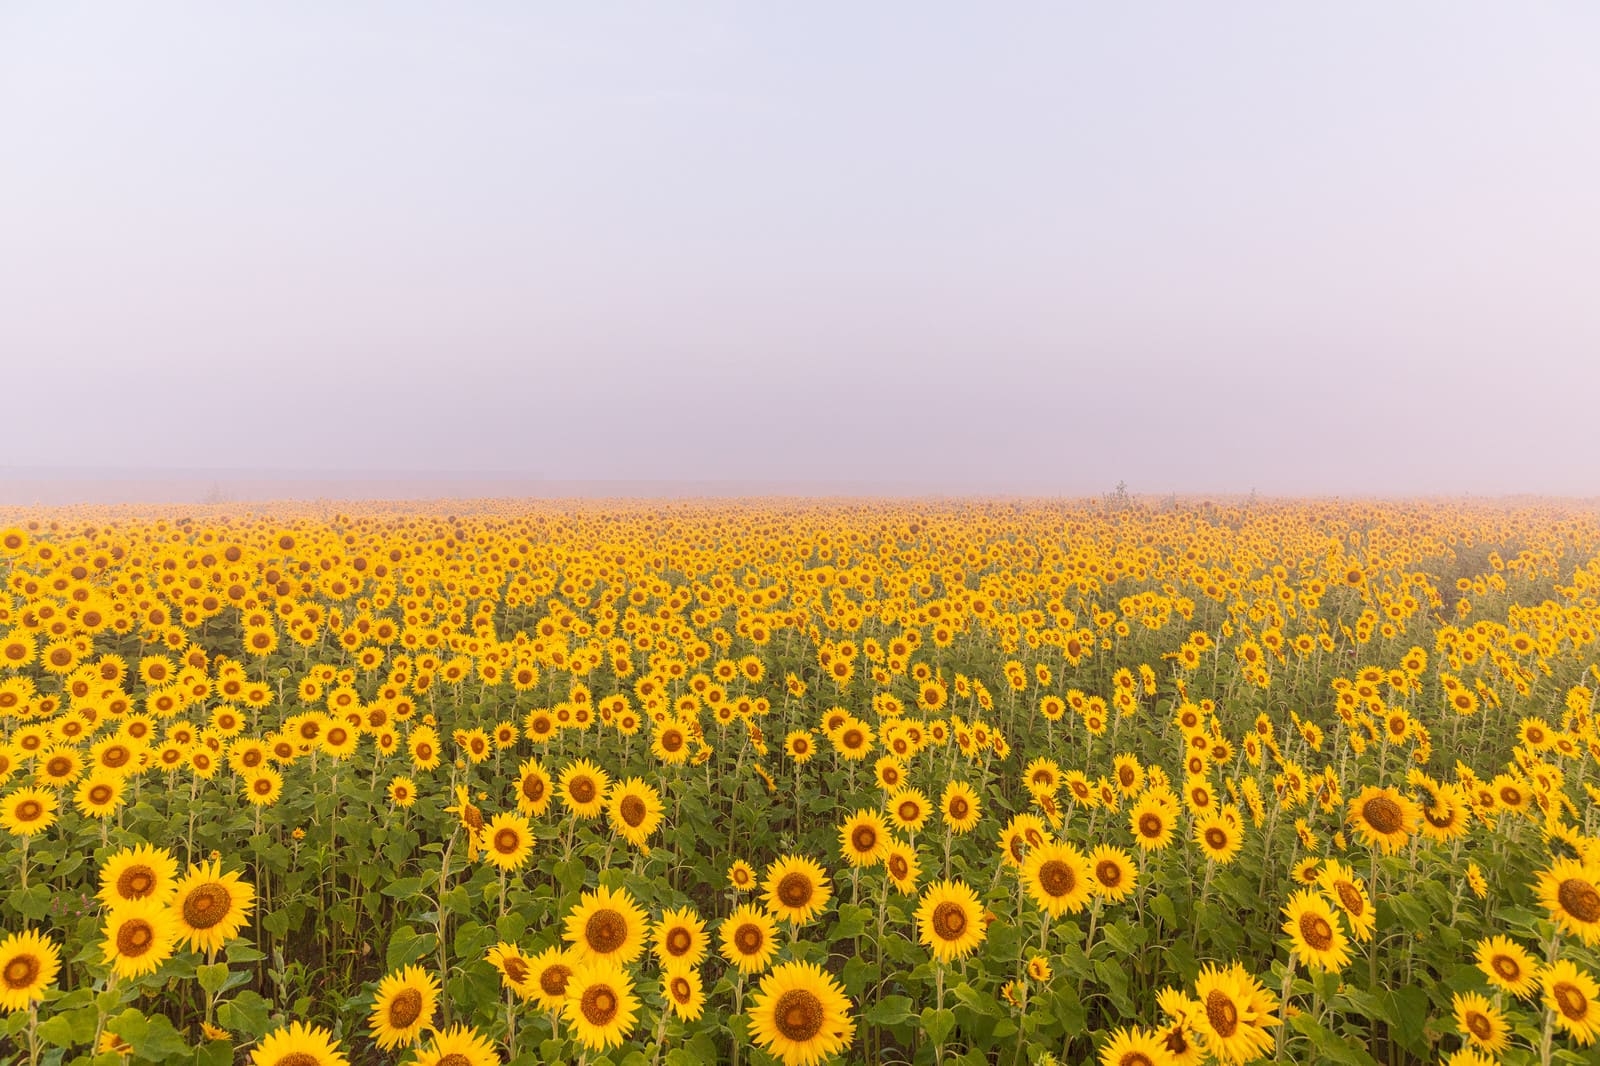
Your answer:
242,768 -> 283,807
916,879 -> 987,963
75,773 -> 125,818
1536,858 -> 1600,946
729,859 -> 757,893
1155,986 -> 1205,1066
720,904 -> 781,975
839,809 -> 890,868
1098,1026 -> 1175,1066
1316,860 -> 1375,942
662,965 -> 706,1021
0,929 -> 60,1013
563,883 -> 648,964
102,898 -> 179,979
1193,811 -> 1243,865
653,906 -> 710,969
1027,955 -> 1052,982
36,747 -> 83,787
1475,935 -> 1539,998
368,965 -> 439,1050
1280,889 -> 1351,972
0,786 -> 57,837
387,775 -> 417,808
248,1021 -> 349,1066
1543,958 -> 1600,1045
1345,786 -> 1419,855
884,840 -> 922,896
514,758 -> 553,816
1191,962 -> 1280,1064
887,788 -> 931,834
783,730 -> 816,763
411,1024 -> 499,1066
559,758 -> 610,819
607,777 -> 663,849
940,780 -> 982,834
98,843 -> 180,908
563,958 -> 640,1051
1451,990 -> 1509,1053
1086,845 -> 1137,902
1022,841 -> 1094,917
171,860 -> 255,956
525,945 -> 577,1011
746,960 -> 856,1066
1129,790 -> 1177,852
481,811 -> 535,871
486,942 -> 538,1001
762,855 -> 833,926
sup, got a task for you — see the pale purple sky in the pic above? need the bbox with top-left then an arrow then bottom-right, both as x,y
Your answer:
2,4 -> 1598,497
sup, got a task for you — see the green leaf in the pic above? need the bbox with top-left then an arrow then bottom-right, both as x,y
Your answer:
196,963 -> 229,997
921,1006 -> 956,1046
862,994 -> 914,1026
382,876 -> 425,900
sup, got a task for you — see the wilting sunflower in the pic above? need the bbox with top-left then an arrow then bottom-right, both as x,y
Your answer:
481,811 -> 535,871
564,884 -> 648,964
1451,990 -> 1509,1054
1022,841 -> 1094,917
916,879 -> 987,963
559,759 -> 611,820
652,906 -> 709,969
1535,857 -> 1600,946
1088,845 -> 1138,903
747,961 -> 857,1066
102,898 -> 179,979
662,966 -> 706,1021
940,780 -> 982,834
1345,786 -> 1419,855
99,843 -> 180,908
0,786 -> 57,837
762,855 -> 833,926
0,929 -> 60,1012
1192,811 -> 1243,865
1475,935 -> 1539,998
720,904 -> 781,975
368,965 -> 439,1050
513,758 -> 553,816
607,777 -> 663,849
172,860 -> 255,956
1316,860 -> 1375,942
410,1024 -> 499,1066
486,942 -> 537,1001
525,946 -> 576,1011
1280,889 -> 1351,972
1129,790 -> 1178,852
563,959 -> 640,1051
1098,1026 -> 1174,1066
248,1021 -> 349,1066
838,809 -> 890,868
1543,958 -> 1600,1045
1191,962 -> 1280,1064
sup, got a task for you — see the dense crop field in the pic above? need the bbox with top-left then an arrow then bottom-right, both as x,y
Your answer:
1,499 -> 1599,1066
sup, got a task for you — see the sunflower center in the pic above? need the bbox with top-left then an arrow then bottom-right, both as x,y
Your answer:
436,1056 -> 471,1066
1205,989 -> 1239,1037
1335,882 -> 1364,915
3,954 -> 38,988
1096,861 -> 1122,887
118,866 -> 156,899
1205,828 -> 1228,850
670,975 -> 692,1002
777,872 -> 813,908
522,776 -> 546,802
851,826 -> 877,853
183,883 -> 231,929
620,795 -> 647,827
90,784 -> 115,804
1037,860 -> 1076,897
1362,796 -> 1403,833
1466,1011 -> 1492,1040
1555,981 -> 1588,1021
1138,813 -> 1164,837
889,854 -> 910,880
16,800 -> 42,821
773,988 -> 825,1042
570,777 -> 597,804
735,924 -> 764,953
898,801 -> 920,823
1558,878 -> 1600,923
1299,912 -> 1334,951
585,909 -> 627,954
540,963 -> 572,997
117,920 -> 154,956
932,901 -> 968,940
1117,1054 -> 1155,1066
1491,954 -> 1521,980
275,1055 -> 322,1066
1118,766 -> 1136,786
948,796 -> 969,819
662,731 -> 683,752
493,828 -> 521,854
387,987 -> 423,1028
503,956 -> 529,983
582,985 -> 619,1025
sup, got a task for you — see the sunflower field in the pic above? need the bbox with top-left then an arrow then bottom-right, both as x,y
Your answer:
2,499 -> 1600,1066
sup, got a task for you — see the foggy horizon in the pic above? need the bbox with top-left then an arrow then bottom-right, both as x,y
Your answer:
4,5 -> 1599,502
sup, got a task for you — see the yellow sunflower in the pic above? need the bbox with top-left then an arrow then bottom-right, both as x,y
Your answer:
1451,990 -> 1509,1054
719,904 -> 781,975
563,958 -> 640,1052
1129,790 -> 1178,852
883,840 -> 922,896
940,780 -> 982,834
513,758 -> 553,816
1543,958 -> 1600,1045
559,758 -> 610,819
368,965 -> 439,1050
1098,1025 -> 1175,1066
74,773 -> 126,819
1191,962 -> 1280,1064
248,1021 -> 349,1066
762,855 -> 833,926
662,966 -> 706,1021
1192,811 -> 1243,865
0,787 -> 57,837
916,879 -> 987,963
525,945 -> 577,1011
102,898 -> 179,979
486,942 -> 538,1001
563,884 -> 648,964
1280,889 -> 1351,972
1022,841 -> 1094,917
481,811 -> 535,871
746,960 -> 857,1066
838,809 -> 890,868
1088,845 -> 1138,903
99,843 -> 180,908
1345,786 -> 1419,855
410,1023 -> 499,1066
171,860 -> 255,957
653,906 -> 709,969
0,929 -> 60,1013
1535,858 -> 1600,946
1475,935 -> 1539,998
606,777 -> 663,849
1316,860 -> 1375,942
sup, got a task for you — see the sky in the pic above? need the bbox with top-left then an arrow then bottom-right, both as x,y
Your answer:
2,4 -> 1599,499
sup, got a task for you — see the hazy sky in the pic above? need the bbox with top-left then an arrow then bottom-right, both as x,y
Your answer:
3,4 -> 1598,496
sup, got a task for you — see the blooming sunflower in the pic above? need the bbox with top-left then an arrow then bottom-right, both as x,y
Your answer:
729,859 -> 757,893
368,965 -> 439,1050
172,860 -> 255,956
411,1024 -> 499,1066
525,945 -> 576,1011
513,758 -> 553,816
102,898 -> 179,979
838,809 -> 890,868
887,788 -> 931,834
662,965 -> 706,1021
1193,811 -> 1243,865
563,959 -> 640,1052
1535,857 -> 1600,946
883,840 -> 922,896
564,884 -> 648,964
940,780 -> 982,834
1345,786 -> 1419,855
607,777 -> 663,849
762,855 -> 833,926
559,758 -> 610,819
1129,790 -> 1178,852
1475,935 -> 1539,998
916,879 -> 987,963
1098,1025 -> 1175,1066
720,904 -> 781,975
1088,845 -> 1138,903
1280,889 -> 1351,972
1316,860 -> 1375,942
746,960 -> 857,1066
652,907 -> 709,969
1543,958 -> 1600,1045
1191,962 -> 1280,1064
0,787 -> 57,837
99,843 -> 180,908
486,942 -> 538,1001
0,929 -> 60,1013
1451,990 -> 1509,1054
1022,841 -> 1094,917
481,811 -> 535,871
249,1021 -> 349,1066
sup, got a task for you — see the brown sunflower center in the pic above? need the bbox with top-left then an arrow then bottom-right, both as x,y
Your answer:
1118,1054 -> 1155,1066
183,883 -> 231,929
662,731 -> 684,752
493,828 -> 521,854
540,963 -> 572,997
1555,981 -> 1589,1021
889,854 -> 910,880
670,975 -> 692,1002
1037,859 -> 1076,898
1492,954 -> 1522,980
932,900 -> 968,940
1299,911 -> 1334,951
1558,878 -> 1600,924
3,954 -> 38,988
581,985 -> 619,1025
851,825 -> 878,853
117,919 -> 154,956
1362,795 -> 1403,834
436,1055 -> 471,1066
569,777 -> 597,804
16,800 -> 42,821
773,988 -> 825,1042
522,775 -> 546,802
1204,828 -> 1228,850
1139,813 -> 1164,837
735,924 -> 764,953
584,909 -> 627,954
118,866 -> 156,899
1205,989 -> 1239,1037
948,796 -> 969,819
620,795 -> 647,827
275,1054 -> 322,1066
1096,861 -> 1123,887
666,927 -> 692,955
1335,881 -> 1365,916
777,872 -> 813,908
387,987 -> 424,1028
1465,1011 -> 1493,1040
502,956 -> 529,983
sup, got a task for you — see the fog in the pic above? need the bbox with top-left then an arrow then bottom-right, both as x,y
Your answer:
3,4 -> 1598,503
